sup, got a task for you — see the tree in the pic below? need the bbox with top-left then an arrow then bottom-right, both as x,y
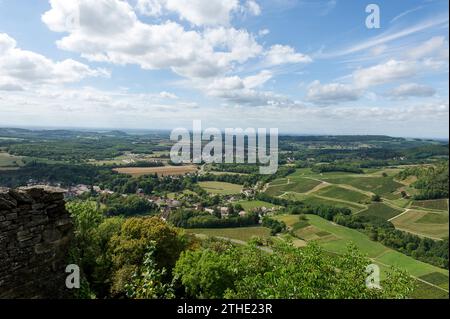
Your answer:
174,242 -> 414,299
125,245 -> 175,299
371,194 -> 382,202
108,216 -> 190,296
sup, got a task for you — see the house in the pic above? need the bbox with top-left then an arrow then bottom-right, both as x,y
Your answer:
204,208 -> 214,215
239,211 -> 246,217
220,206 -> 229,218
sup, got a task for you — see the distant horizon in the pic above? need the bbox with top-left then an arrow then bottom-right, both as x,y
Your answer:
0,124 -> 448,141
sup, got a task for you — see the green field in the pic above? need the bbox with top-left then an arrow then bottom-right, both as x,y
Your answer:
321,176 -> 403,198
186,226 -> 271,242
0,152 -> 24,168
295,195 -> 365,213
265,178 -> 322,196
315,185 -> 370,204
412,199 -> 449,211
358,202 -> 403,220
198,181 -> 243,195
274,214 -> 449,298
236,200 -> 279,211
391,209 -> 449,239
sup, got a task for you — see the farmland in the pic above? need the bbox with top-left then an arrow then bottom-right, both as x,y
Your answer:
114,165 -> 198,177
391,209 -> 449,240
186,226 -> 271,242
265,177 -> 322,196
198,181 -> 243,195
358,203 -> 403,220
275,214 -> 449,298
412,199 -> 449,211
236,200 -> 280,211
0,151 -> 24,169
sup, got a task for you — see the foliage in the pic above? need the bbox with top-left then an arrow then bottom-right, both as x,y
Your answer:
174,241 -> 414,299
125,245 -> 175,299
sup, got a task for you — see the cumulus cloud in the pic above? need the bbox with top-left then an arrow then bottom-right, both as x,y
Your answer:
42,0 -> 262,79
306,80 -> 362,105
134,0 -> 260,26
353,60 -> 417,88
0,33 -> 108,88
265,44 -> 312,66
386,83 -> 436,99
203,71 -> 294,106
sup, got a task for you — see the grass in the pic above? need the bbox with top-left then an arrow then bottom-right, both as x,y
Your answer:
298,195 -> 365,213
409,280 -> 449,299
236,200 -> 279,211
186,226 -> 271,242
199,181 -> 243,195
265,178 -> 321,196
275,214 -> 389,258
114,165 -> 198,177
0,152 -> 24,168
315,185 -> 370,204
391,210 -> 449,239
412,199 -> 449,211
274,213 -> 449,298
322,176 -> 403,198
358,202 -> 403,220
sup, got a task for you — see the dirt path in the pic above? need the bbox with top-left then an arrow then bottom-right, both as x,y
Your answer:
388,209 -> 410,222
305,181 -> 330,195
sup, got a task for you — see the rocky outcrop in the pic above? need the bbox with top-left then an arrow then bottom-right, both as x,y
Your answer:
0,187 -> 73,299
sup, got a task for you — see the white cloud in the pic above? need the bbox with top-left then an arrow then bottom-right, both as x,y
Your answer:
306,80 -> 362,104
159,91 -> 178,99
203,71 -> 292,106
323,15 -> 449,58
245,0 -> 261,16
0,33 -> 108,88
408,36 -> 449,61
42,0 -> 262,79
353,60 -> 417,88
386,83 -> 436,99
258,29 -> 270,37
265,44 -> 312,66
134,0 -> 260,26
135,0 -> 163,17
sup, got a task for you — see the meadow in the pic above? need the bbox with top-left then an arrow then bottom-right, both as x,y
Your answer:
391,209 -> 449,240
412,199 -> 449,211
114,165 -> 198,177
186,226 -> 271,242
357,202 -> 403,220
198,181 -> 243,195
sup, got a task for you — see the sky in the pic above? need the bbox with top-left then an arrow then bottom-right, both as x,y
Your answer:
0,0 -> 448,138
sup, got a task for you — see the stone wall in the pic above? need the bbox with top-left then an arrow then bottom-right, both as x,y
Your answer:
0,187 -> 73,299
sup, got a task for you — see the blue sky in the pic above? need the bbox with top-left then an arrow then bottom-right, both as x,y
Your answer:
0,0 -> 448,138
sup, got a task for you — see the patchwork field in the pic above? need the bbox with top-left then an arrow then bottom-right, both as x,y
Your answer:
391,209 -> 449,239
0,152 -> 24,168
315,185 -> 371,204
199,181 -> 243,195
274,214 -> 449,298
412,199 -> 449,211
358,202 -> 403,220
320,176 -> 403,199
265,177 -> 322,196
113,165 -> 198,177
236,200 -> 280,211
186,226 -> 271,242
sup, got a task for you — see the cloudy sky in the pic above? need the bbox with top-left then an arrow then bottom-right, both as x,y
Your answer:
0,0 -> 448,138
